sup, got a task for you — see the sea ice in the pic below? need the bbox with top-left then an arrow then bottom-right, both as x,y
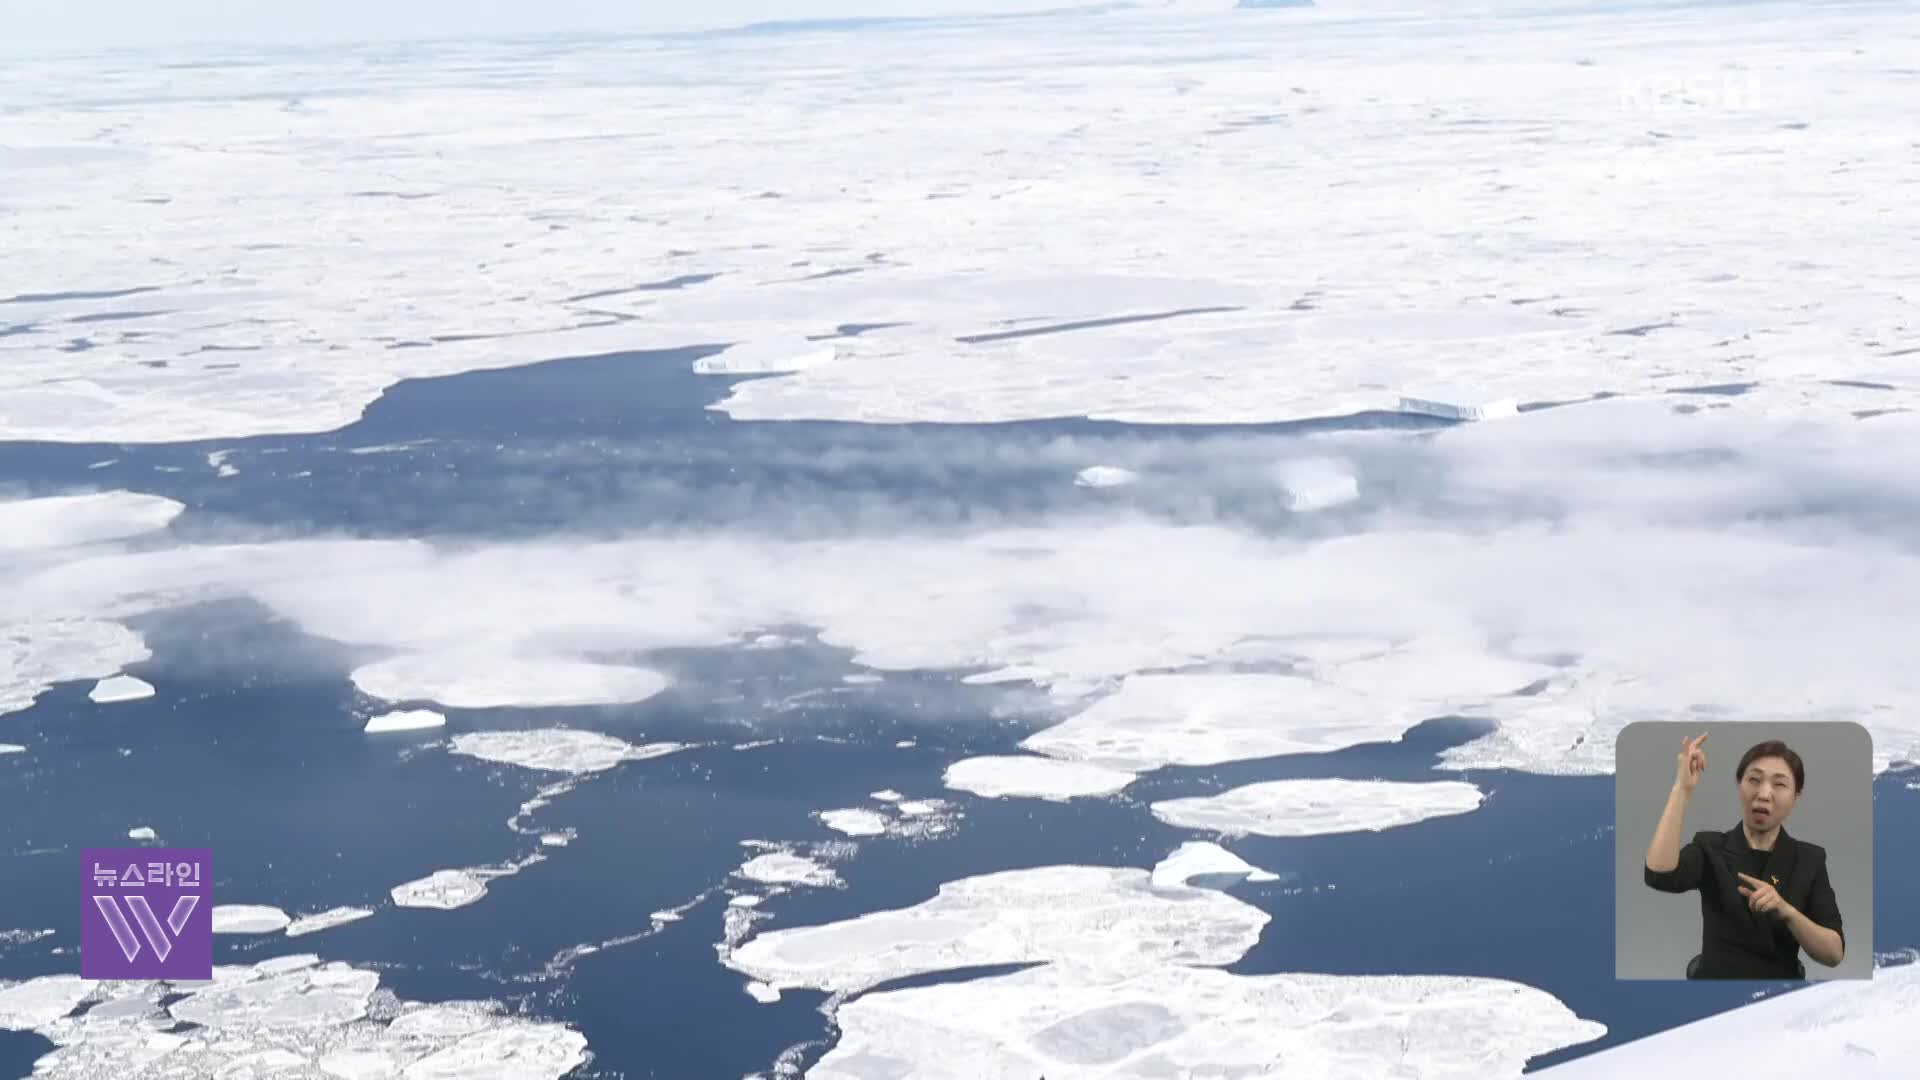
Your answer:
1074,466 -> 1140,489
692,339 -> 837,375
126,826 -> 156,841
1534,958 -> 1918,1075
1151,778 -> 1486,837
390,870 -> 488,911
1020,672 -> 1411,773
351,652 -> 671,709
724,865 -> 1267,995
0,956 -> 588,1079
744,982 -> 781,1004
285,906 -> 375,938
815,961 -> 1605,1080
869,790 -> 903,802
1149,841 -> 1279,891
0,492 -> 182,552
942,754 -> 1135,800
363,708 -> 446,733
448,729 -> 685,774
736,852 -> 840,889
2,618 -> 149,718
818,809 -> 889,837
87,673 -> 154,704
0,744 -> 23,754
211,905 -> 291,934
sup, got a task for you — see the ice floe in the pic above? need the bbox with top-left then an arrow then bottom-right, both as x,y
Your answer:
0,744 -> 23,754
818,809 -> 890,837
1397,388 -> 1521,422
390,870 -> 489,911
352,652 -> 671,709
1149,841 -> 1279,891
448,729 -> 686,774
1074,465 -> 1140,489
815,960 -> 1604,1080
2,618 -> 148,718
1020,672 -> 1412,773
943,754 -> 1135,800
87,673 -> 154,704
0,957 -> 588,1079
724,865 -> 1267,995
364,708 -> 447,733
0,492 -> 182,552
285,906 -> 376,938
744,982 -> 781,1004
211,904 -> 291,934
736,852 -> 840,889
1151,779 -> 1487,837
126,826 -> 156,841
1535,957 -> 1918,1076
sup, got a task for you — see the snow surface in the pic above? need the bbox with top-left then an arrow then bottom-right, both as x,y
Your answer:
736,852 -> 840,889
1151,779 -> 1486,837
211,904 -> 291,934
1535,958 -> 1919,1076
943,754 -> 1136,800
816,960 -> 1605,1080
87,673 -> 154,704
364,708 -> 446,733
4,2 -> 1918,442
352,653 -> 671,709
1149,841 -> 1279,891
0,493 -> 183,552
448,729 -> 685,774
0,957 -> 588,1079
724,865 -> 1267,995
1074,466 -> 1140,489
285,906 -> 376,938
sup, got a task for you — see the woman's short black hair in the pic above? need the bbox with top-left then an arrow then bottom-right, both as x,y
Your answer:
1737,740 -> 1805,793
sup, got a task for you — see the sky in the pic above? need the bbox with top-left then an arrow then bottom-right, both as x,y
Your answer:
0,0 -> 1101,53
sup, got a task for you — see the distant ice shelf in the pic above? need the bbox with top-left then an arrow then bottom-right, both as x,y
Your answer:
1397,388 -> 1520,422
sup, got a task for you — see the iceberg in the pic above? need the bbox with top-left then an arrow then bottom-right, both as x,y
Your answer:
1149,841 -> 1279,891
362,708 -> 445,733
1273,457 -> 1359,511
1074,465 -> 1140,489
88,674 -> 155,704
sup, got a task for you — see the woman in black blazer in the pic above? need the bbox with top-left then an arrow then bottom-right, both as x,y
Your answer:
1643,735 -> 1845,979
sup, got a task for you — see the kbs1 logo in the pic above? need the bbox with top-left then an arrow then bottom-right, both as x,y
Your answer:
81,848 -> 212,980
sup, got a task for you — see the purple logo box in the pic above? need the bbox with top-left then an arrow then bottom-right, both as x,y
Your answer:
81,848 -> 211,980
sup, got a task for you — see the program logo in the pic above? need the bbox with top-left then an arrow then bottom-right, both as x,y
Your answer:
81,848 -> 211,980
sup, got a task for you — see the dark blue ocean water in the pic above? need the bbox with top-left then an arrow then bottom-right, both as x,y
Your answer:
1,347 -> 1915,1078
